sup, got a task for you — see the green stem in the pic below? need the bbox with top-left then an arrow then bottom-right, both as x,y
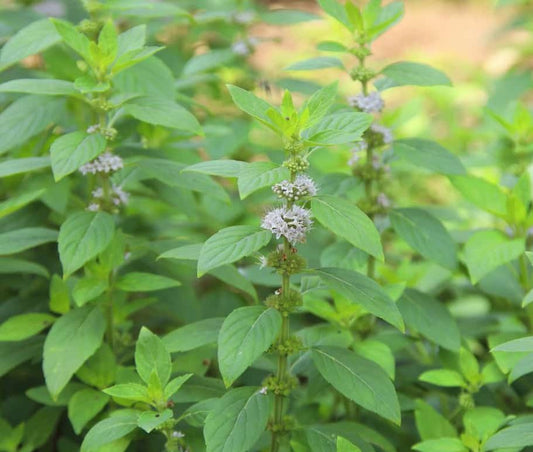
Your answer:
270,238 -> 292,452
520,252 -> 530,291
105,271 -> 115,351
364,144 -> 376,279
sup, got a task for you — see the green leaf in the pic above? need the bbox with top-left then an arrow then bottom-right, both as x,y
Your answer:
317,41 -> 348,52
197,225 -> 271,276
227,84 -> 278,131
337,437 -> 362,452
183,49 -> 236,76
390,208 -> 457,269
58,211 -> 115,277
50,132 -> 107,181
450,175 -> 508,217
306,112 -> 372,145
49,274 -> 70,314
210,265 -> 259,301
115,272 -> 181,292
286,57 -> 344,71
312,195 -> 383,260
414,399 -> 457,441
123,96 -> 201,134
81,412 -> 138,452
0,19 -> 60,70
0,337 -> 43,377
313,268 -> 404,331
0,79 -> 78,96
218,306 -> 282,387
392,139 -> 465,175
398,289 -> 460,351
0,157 -> 51,178
73,277 -> 108,307
0,95 -> 64,155
263,9 -> 321,24
98,20 -> 118,66
163,318 -> 224,353
485,422 -> 533,450
204,387 -> 271,452
164,374 -> 193,400
419,369 -> 466,388
20,406 -> 62,452
103,383 -> 151,403
462,230 -> 525,284
0,313 -> 55,342
76,344 -> 116,389
304,82 -> 338,127
318,0 -> 352,30
0,257 -> 49,278
137,409 -> 173,433
51,18 -> 92,62
463,407 -> 505,443
0,227 -> 57,255
183,160 -> 246,177
311,346 -> 401,424
238,161 -> 290,199
493,336 -> 533,352
68,388 -> 109,434
135,327 -> 171,386
376,62 -> 451,90
43,305 -> 106,398
413,438 -> 468,452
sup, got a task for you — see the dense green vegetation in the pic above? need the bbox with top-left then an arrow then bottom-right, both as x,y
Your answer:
0,0 -> 532,451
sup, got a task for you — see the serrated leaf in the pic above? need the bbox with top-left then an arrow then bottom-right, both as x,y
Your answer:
219,306 -> 281,387
0,227 -> 57,255
68,388 -> 109,434
0,79 -> 78,96
312,195 -> 383,260
183,160 -> 246,177
390,208 -> 457,269
312,346 -> 401,424
462,230 -> 525,284
485,422 -> 533,450
137,409 -> 172,433
0,313 -> 56,342
450,175 -> 508,217
58,212 -> 115,278
50,132 -> 107,181
398,289 -> 460,351
0,157 -> 51,178
393,138 -> 465,175
238,161 -> 290,199
135,327 -> 171,386
197,225 -> 271,276
286,56 -> 344,71
81,413 -> 138,452
376,62 -> 451,90
43,305 -> 106,398
313,268 -> 403,331
115,272 -> 181,292
103,383 -> 151,403
204,387 -> 271,452
419,369 -> 466,388
163,318 -> 224,353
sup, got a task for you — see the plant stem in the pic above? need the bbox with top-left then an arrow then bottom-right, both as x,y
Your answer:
270,238 -> 292,452
105,271 -> 115,351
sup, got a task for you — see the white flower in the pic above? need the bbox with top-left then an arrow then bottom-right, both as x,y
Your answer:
259,387 -> 268,395
87,202 -> 100,211
370,123 -> 393,145
171,431 -> 185,439
232,40 -> 250,56
79,152 -> 123,175
261,205 -> 313,245
347,91 -> 384,113
86,124 -> 99,134
111,184 -> 129,206
92,187 -> 104,198
348,141 -> 368,167
377,193 -> 391,208
272,175 -> 317,201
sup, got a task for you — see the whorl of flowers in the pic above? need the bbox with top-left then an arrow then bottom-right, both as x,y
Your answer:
348,140 -> 369,167
86,184 -> 129,211
261,205 -> 313,245
79,152 -> 123,175
347,91 -> 384,113
272,174 -> 317,201
370,123 -> 393,145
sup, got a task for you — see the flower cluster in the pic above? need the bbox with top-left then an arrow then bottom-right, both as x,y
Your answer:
348,141 -> 369,167
87,184 -> 129,211
370,123 -> 393,145
347,91 -> 384,113
272,174 -> 317,201
79,152 -> 123,175
262,205 -> 312,245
